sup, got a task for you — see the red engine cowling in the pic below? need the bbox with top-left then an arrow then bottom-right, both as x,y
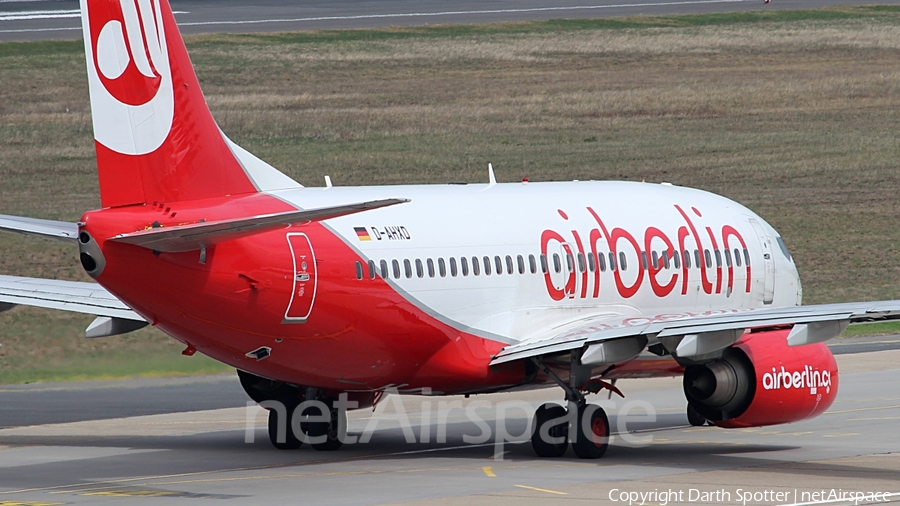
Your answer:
683,328 -> 838,428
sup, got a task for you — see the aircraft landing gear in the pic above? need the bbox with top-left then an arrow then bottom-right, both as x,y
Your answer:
531,403 -> 568,457
529,359 -> 613,459
303,398 -> 345,452
268,402 -> 302,450
571,403 -> 610,459
238,371 -> 346,451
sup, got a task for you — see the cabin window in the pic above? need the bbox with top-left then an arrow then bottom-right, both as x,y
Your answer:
449,257 -> 458,277
651,251 -> 659,270
662,251 -> 670,269
392,259 -> 401,279
619,251 -> 627,271
609,252 -> 617,271
483,256 -> 492,275
368,260 -> 377,279
566,253 -> 574,272
404,259 -> 412,279
438,258 -> 447,277
553,254 -> 561,273
529,254 -> 537,274
540,254 -> 549,273
462,257 -> 471,276
505,255 -> 513,275
743,248 -> 751,266
494,255 -> 503,275
598,252 -> 607,272
724,249 -> 732,267
414,259 -> 424,278
641,251 -> 648,270
714,250 -> 722,267
694,249 -> 702,269
587,252 -> 595,272
471,256 -> 480,276
380,260 -> 389,279
517,255 -> 526,274
355,261 -> 363,280
734,249 -> 742,267
672,251 -> 680,269
577,253 -> 585,273
683,250 -> 691,269
427,258 -> 435,277
704,250 -> 712,269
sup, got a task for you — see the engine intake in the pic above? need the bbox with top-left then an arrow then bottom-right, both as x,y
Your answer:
683,328 -> 839,428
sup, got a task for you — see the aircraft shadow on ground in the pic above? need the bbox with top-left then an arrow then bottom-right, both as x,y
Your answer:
0,411 -> 805,480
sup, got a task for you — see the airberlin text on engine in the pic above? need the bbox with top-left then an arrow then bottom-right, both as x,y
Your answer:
762,365 -> 833,395
540,205 -> 752,301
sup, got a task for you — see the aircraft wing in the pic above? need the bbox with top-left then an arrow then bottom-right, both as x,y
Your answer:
490,300 -> 900,365
0,274 -> 143,322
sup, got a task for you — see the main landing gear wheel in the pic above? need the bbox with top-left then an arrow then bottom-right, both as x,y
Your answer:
531,403 -> 569,458
304,400 -> 345,451
268,404 -> 302,450
571,403 -> 609,460
687,403 -> 707,427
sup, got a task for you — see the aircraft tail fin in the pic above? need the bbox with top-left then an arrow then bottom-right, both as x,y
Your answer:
80,0 -> 299,208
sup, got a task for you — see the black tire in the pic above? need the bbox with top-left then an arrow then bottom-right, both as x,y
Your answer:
571,404 -> 609,459
531,403 -> 569,458
687,403 -> 707,427
268,405 -> 302,450
305,401 -> 345,452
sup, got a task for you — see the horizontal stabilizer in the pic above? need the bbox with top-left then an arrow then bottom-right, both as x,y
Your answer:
110,198 -> 409,253
0,275 -> 143,321
0,214 -> 78,242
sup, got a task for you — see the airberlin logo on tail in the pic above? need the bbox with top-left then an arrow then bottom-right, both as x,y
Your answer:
83,0 -> 174,155
762,365 -> 832,395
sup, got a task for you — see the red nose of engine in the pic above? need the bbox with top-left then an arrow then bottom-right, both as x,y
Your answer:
684,328 -> 838,428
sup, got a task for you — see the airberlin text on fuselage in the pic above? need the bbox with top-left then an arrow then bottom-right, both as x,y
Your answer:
541,205 -> 752,301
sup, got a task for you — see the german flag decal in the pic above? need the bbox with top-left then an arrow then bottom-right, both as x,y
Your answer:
354,227 -> 372,241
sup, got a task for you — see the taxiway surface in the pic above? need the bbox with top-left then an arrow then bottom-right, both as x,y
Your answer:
3,0 -> 900,42
0,346 -> 898,505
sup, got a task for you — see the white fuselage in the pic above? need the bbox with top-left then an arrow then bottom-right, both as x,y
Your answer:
270,180 -> 802,345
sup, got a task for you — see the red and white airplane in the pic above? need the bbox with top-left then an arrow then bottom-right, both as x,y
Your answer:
2,0 -> 899,459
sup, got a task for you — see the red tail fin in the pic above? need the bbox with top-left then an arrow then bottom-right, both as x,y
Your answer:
80,0 -> 297,208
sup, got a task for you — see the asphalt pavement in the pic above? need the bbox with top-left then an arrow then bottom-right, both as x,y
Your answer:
0,349 -> 897,505
3,0 -> 900,42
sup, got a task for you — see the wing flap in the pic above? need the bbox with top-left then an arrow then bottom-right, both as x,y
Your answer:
109,198 -> 409,252
0,275 -> 143,321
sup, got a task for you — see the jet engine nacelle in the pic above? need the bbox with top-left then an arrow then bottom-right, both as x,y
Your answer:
683,328 -> 838,428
